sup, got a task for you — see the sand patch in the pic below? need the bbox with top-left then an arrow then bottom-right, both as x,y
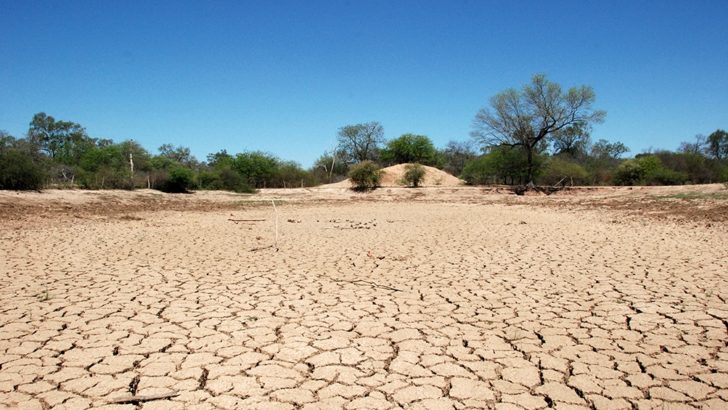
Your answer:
324,163 -> 464,187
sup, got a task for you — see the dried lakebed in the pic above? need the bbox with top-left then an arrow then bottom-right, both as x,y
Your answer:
1,200 -> 727,409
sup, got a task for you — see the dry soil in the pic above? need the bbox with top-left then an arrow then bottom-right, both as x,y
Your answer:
1,186 -> 727,409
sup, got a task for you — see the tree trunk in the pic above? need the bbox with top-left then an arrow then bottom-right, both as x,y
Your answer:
526,146 -> 534,185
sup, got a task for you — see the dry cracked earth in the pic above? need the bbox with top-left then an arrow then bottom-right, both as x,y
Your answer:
1,199 -> 727,409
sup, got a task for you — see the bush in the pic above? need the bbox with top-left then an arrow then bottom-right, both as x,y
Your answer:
614,155 -> 688,186
613,159 -> 644,186
460,147 -> 540,185
219,168 -> 253,192
233,151 -> 279,188
460,156 -> 494,185
200,167 -> 254,193
646,167 -> 688,185
539,157 -> 589,186
348,160 -> 382,190
402,163 -> 426,187
273,161 -> 316,188
0,149 -> 46,190
158,165 -> 195,193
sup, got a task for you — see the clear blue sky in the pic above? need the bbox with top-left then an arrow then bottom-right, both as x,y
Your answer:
1,1 -> 726,167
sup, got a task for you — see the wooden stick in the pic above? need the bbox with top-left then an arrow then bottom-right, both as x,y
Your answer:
108,392 -> 179,404
552,176 -> 567,188
228,218 -> 266,223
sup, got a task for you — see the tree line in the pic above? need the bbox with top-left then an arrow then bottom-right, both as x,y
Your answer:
2,76 -> 727,191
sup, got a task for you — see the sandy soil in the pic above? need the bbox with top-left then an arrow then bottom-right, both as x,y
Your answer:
1,185 -> 727,409
324,164 -> 464,188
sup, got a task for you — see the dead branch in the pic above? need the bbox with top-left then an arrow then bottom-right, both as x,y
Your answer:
552,176 -> 568,188
250,245 -> 274,252
228,219 -> 266,223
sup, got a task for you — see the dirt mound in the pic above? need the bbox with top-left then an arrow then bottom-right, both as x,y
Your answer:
324,163 -> 464,187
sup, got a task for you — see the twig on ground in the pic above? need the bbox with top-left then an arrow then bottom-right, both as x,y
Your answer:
107,392 -> 179,404
228,218 -> 266,223
250,245 -> 274,252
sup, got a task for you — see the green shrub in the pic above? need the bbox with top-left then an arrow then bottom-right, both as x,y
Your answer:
615,155 -> 688,186
219,168 -> 253,192
646,167 -> 688,185
158,165 -> 195,193
0,149 -> 46,190
461,146 -> 539,185
540,157 -> 589,186
348,160 -> 382,190
614,159 -> 644,185
200,167 -> 254,193
403,163 -> 426,187
460,156 -> 494,185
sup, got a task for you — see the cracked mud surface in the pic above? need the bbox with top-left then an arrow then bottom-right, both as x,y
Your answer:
1,192 -> 727,409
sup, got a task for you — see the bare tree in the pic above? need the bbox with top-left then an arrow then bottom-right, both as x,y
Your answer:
678,134 -> 707,155
336,122 -> 384,163
471,74 -> 605,184
440,140 -> 477,176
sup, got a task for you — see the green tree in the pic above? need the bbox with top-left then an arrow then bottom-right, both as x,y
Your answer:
160,165 -> 195,193
206,150 -> 235,168
76,140 -> 149,189
380,134 -> 439,166
460,156 -> 495,185
590,139 -> 629,160
158,144 -> 197,167
28,112 -> 90,161
273,161 -> 315,188
233,151 -> 279,188
585,139 -> 630,184
461,146 -> 538,185
614,155 -> 687,186
471,74 -> 605,184
654,150 -> 718,184
0,132 -> 47,190
552,123 -> 590,159
0,150 -> 46,190
336,122 -> 384,163
707,129 -> 728,160
147,144 -> 198,190
200,150 -> 253,192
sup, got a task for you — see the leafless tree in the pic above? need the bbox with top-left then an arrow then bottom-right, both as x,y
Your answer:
336,122 -> 384,163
